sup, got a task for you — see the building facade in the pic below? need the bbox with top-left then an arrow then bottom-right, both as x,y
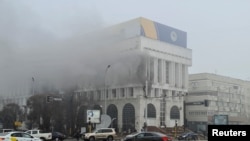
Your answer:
0,84 -> 31,110
186,73 -> 250,134
74,17 -> 192,133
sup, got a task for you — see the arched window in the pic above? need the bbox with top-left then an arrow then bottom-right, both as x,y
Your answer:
122,103 -> 135,132
107,104 -> 118,131
170,106 -> 180,119
147,103 -> 156,118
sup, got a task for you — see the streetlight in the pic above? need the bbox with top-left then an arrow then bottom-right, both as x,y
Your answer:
32,77 -> 35,95
104,65 -> 111,115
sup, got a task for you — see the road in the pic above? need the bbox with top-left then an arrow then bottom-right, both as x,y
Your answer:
64,137 -> 123,141
63,137 -> 208,141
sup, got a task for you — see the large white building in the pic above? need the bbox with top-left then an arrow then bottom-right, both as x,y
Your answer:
186,73 -> 250,134
0,84 -> 31,110
74,17 -> 192,133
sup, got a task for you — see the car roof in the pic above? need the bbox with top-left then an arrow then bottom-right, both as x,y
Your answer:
0,129 -> 14,132
0,131 -> 26,135
132,132 -> 167,136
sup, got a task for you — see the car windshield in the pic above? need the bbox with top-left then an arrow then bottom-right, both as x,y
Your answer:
91,129 -> 97,133
130,132 -> 139,135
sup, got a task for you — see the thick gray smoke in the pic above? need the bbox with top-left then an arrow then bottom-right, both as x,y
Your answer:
0,1 -> 147,96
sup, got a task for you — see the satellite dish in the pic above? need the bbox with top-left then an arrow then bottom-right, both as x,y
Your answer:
96,114 -> 111,129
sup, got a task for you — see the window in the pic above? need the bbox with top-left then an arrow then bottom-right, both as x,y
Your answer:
137,133 -> 145,138
160,97 -> 166,126
120,88 -> 125,97
170,106 -> 180,119
11,133 -> 22,137
106,89 -> 108,98
158,59 -> 162,83
165,61 -> 169,84
175,63 -> 179,87
96,129 -> 102,133
147,104 -> 156,118
128,87 -> 133,97
90,91 -> 94,101
154,88 -> 159,97
145,133 -> 154,137
112,89 -> 116,98
150,58 -> 154,81
97,90 -> 101,100
103,129 -> 112,133
22,133 -> 32,138
182,64 -> 185,88
122,103 -> 135,132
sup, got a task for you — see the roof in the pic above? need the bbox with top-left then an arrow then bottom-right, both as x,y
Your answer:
106,17 -> 187,48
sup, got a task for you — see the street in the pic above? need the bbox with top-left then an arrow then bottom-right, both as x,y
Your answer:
63,137 -> 208,141
64,137 -> 123,141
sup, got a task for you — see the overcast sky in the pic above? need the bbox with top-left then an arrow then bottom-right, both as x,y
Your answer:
1,0 -> 250,95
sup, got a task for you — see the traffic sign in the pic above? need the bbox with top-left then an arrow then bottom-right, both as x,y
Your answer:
46,96 -> 53,103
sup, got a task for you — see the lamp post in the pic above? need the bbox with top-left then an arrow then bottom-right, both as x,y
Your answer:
104,65 -> 111,115
32,77 -> 35,95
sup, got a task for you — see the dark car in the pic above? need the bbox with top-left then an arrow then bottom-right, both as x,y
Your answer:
52,132 -> 67,141
177,132 -> 198,141
123,132 -> 172,141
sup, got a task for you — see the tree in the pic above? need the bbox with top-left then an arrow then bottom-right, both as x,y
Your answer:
0,103 -> 22,129
26,93 -> 67,132
27,94 -> 55,131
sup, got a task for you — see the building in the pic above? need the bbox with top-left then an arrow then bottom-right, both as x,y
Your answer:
74,17 -> 192,133
0,85 -> 31,110
186,73 -> 250,134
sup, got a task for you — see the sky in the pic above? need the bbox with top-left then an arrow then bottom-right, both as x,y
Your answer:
1,0 -> 250,96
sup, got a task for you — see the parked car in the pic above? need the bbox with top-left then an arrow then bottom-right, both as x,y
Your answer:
25,129 -> 52,141
52,132 -> 67,141
0,129 -> 14,133
83,128 -> 116,141
123,132 -> 172,141
0,131 -> 42,141
177,132 -> 198,141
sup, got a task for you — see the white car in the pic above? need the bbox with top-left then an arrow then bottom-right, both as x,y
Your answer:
0,129 -> 14,133
0,131 -> 42,141
83,128 -> 116,141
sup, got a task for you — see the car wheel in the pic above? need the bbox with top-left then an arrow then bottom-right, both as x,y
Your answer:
89,137 -> 95,141
107,136 -> 113,141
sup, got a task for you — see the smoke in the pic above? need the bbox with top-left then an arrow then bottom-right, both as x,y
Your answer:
0,0 -> 147,96
0,0 -> 104,95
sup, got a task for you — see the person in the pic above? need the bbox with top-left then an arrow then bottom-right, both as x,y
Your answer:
74,129 -> 81,141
